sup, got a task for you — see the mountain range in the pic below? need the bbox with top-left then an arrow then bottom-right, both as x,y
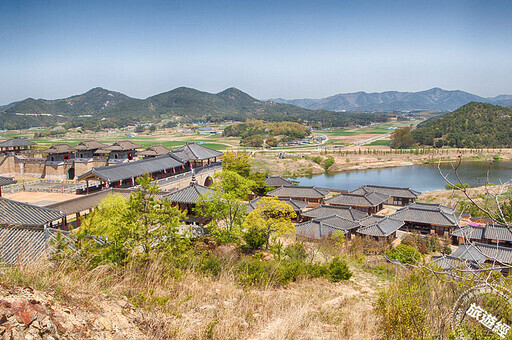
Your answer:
0,87 -> 385,130
270,88 -> 512,112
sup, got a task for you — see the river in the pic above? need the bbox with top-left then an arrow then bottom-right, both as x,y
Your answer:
296,160 -> 512,192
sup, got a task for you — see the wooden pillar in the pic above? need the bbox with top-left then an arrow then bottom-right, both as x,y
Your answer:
86,180 -> 89,194
76,212 -> 80,227
0,186 -> 2,197
61,217 -> 67,230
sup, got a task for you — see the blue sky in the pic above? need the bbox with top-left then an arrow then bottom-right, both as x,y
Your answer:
1,0 -> 511,104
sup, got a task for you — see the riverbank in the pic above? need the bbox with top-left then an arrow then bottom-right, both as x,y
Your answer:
252,147 -> 512,178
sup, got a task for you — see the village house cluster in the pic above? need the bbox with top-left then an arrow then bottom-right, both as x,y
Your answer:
0,141 -> 511,275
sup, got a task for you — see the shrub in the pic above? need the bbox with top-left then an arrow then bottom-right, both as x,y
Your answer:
284,243 -> 307,261
312,156 -> 323,164
386,244 -> 420,264
328,257 -> 352,282
243,226 -> 266,250
324,156 -> 335,171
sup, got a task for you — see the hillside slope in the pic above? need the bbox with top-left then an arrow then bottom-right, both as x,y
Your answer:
412,102 -> 512,148
272,88 -> 512,112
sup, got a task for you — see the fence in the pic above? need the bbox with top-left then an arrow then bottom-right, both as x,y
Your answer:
1,179 -> 95,194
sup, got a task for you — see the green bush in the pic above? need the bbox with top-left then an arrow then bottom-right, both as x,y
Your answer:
386,244 -> 420,264
284,243 -> 307,261
243,226 -> 266,250
201,254 -> 222,277
312,156 -> 323,164
328,257 -> 352,282
445,183 -> 470,190
324,156 -> 335,171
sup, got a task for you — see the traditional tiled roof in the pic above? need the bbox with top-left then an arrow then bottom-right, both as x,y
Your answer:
451,242 -> 512,265
351,185 -> 421,199
0,176 -> 16,187
96,140 -> 143,153
42,144 -> 74,154
267,185 -> 329,199
264,176 -> 295,187
325,192 -> 389,207
0,227 -> 72,265
0,138 -> 36,148
171,142 -> 223,161
451,224 -> 512,243
301,205 -> 367,221
248,197 -> 308,213
45,189 -> 133,215
0,198 -> 64,227
73,140 -> 108,151
164,182 -> 214,204
78,154 -> 184,183
296,214 -> 360,239
357,215 -> 404,237
390,202 -> 460,227
430,255 -> 477,271
138,145 -> 172,157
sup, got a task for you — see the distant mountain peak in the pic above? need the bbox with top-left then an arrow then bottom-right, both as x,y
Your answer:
271,88 -> 512,112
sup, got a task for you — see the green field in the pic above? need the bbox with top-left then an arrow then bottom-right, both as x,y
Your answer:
367,139 -> 391,146
322,129 -> 357,136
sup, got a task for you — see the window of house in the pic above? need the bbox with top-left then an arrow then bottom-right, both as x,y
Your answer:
128,152 -> 133,160
63,154 -> 69,160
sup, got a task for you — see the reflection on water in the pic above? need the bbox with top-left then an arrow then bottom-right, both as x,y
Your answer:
296,160 -> 512,192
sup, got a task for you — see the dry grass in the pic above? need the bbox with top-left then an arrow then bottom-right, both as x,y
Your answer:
0,251 -> 387,339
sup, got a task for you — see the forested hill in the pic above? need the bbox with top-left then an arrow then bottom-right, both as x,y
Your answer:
0,87 -> 386,129
412,102 -> 512,148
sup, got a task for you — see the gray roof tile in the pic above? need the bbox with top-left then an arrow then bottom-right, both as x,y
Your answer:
248,197 -> 308,213
302,205 -> 367,221
171,143 -> 223,161
0,198 -> 64,227
357,215 -> 404,237
78,154 -> 184,182
296,214 -> 360,239
325,192 -> 389,207
267,185 -> 329,199
351,185 -> 420,199
164,182 -> 214,204
264,176 -> 295,187
390,202 -> 459,227
0,138 -> 36,148
73,140 -> 108,151
0,176 -> 16,187
451,242 -> 512,265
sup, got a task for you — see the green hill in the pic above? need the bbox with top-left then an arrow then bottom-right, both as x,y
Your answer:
412,102 -> 512,148
1,87 -> 387,129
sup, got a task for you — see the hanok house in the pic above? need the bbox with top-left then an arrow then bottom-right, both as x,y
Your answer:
171,142 -> 223,168
138,145 -> 172,159
325,192 -> 389,215
296,214 -> 360,240
78,153 -> 187,193
164,180 -> 214,224
264,176 -> 295,188
433,242 -> 512,276
390,202 -> 460,236
350,185 -> 421,206
266,185 -> 330,208
356,215 -> 404,242
248,197 -> 309,222
451,223 -> 512,247
0,176 -> 16,197
95,140 -> 144,164
0,138 -> 36,154
301,204 -> 368,222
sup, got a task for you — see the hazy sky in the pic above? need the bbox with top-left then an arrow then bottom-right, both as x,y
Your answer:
1,0 -> 511,104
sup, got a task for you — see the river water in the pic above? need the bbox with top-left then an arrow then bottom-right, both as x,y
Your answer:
296,160 -> 512,192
